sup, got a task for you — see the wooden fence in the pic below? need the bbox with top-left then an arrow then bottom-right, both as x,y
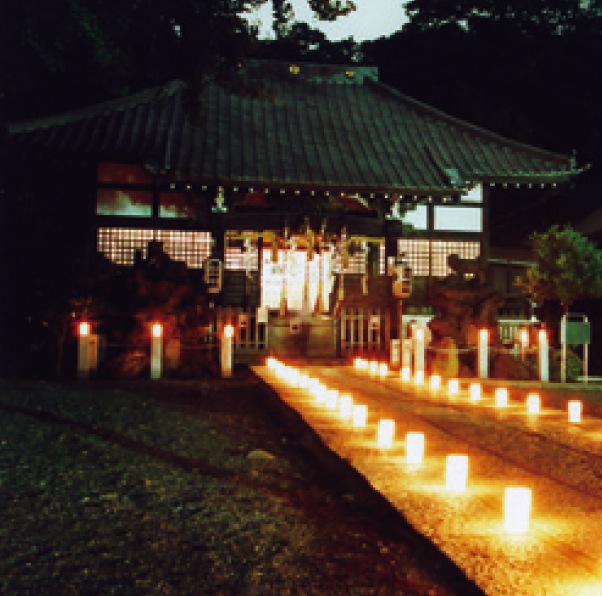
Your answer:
339,306 -> 391,356
214,307 -> 268,360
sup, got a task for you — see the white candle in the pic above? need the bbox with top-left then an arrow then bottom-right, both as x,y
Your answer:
469,383 -> 481,403
526,393 -> 541,415
504,487 -> 532,533
568,400 -> 582,423
406,432 -> 425,466
352,404 -> 368,429
377,419 -> 395,449
445,455 -> 469,493
495,388 -> 509,408
339,394 -> 354,420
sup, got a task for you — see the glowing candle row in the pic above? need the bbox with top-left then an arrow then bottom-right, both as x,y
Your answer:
375,420 -> 531,532
269,358 -> 371,430
270,358 -> 534,534
354,357 -> 389,378
401,367 -> 585,424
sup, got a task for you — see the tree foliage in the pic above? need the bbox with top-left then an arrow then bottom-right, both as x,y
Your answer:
519,225 -> 602,311
404,0 -> 602,35
1,0 -> 356,120
257,22 -> 361,62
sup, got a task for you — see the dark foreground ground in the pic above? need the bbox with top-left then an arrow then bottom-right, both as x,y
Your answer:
0,370 -> 483,595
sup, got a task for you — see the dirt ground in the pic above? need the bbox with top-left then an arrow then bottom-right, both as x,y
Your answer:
0,369 -> 483,595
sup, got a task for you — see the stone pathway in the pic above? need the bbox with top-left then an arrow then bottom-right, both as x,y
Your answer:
253,362 -> 602,596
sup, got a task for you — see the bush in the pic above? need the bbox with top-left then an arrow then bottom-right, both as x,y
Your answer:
550,347 -> 583,382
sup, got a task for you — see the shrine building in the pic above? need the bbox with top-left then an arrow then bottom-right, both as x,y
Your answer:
8,60 -> 579,358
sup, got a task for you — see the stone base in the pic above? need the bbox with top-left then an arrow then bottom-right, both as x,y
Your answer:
267,316 -> 338,359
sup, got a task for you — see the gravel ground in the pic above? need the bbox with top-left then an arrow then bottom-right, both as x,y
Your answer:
0,372 -> 482,595
257,364 -> 602,595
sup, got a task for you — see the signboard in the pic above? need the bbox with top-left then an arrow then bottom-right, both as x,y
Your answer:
561,321 -> 591,345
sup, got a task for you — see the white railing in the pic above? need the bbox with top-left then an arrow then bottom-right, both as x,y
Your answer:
497,318 -> 538,344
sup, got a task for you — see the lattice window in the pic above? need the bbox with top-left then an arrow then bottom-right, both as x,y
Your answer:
397,239 -> 480,277
97,228 -> 212,268
333,242 -> 385,275
224,233 -> 259,271
397,239 -> 431,277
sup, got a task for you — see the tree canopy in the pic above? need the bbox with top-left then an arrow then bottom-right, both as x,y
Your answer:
519,225 -> 602,311
1,0 -> 355,120
404,0 -> 602,35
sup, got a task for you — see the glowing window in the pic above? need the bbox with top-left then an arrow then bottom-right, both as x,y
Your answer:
96,188 -> 153,217
97,228 -> 212,268
434,206 -> 482,232
160,192 -> 195,219
461,183 -> 482,203
224,232 -> 259,271
402,205 -> 428,230
260,248 -> 332,312
333,242 -> 385,275
398,239 -> 480,277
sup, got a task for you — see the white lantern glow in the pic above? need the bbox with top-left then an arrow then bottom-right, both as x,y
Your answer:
377,419 -> 395,449
414,370 -> 425,385
369,360 -> 378,376
429,375 -> 441,391
379,363 -> 389,377
151,322 -> 163,380
352,404 -> 368,428
307,378 -> 321,395
504,487 -> 532,533
469,383 -> 481,403
568,400 -> 582,423
519,328 -> 529,355
445,454 -> 469,493
77,321 -> 92,380
526,393 -> 541,415
406,432 -> 425,466
538,329 -> 549,382
495,387 -> 509,408
400,366 -> 411,382
414,327 -> 425,377
314,383 -> 327,405
325,389 -> 339,410
448,379 -> 459,396
298,374 -> 310,389
339,394 -> 354,420
478,328 -> 489,379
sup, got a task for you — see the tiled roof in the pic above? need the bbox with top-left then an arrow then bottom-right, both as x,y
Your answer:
8,60 -> 576,195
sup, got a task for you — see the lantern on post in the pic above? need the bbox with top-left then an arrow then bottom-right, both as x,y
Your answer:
478,328 -> 489,379
538,329 -> 549,382
519,328 -> 529,360
414,326 -> 425,378
77,320 -> 94,380
221,324 -> 234,378
150,322 -> 163,380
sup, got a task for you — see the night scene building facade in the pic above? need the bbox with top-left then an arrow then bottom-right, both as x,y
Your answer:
8,60 -> 578,359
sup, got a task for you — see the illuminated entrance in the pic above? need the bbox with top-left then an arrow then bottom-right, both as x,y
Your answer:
261,246 -> 334,313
